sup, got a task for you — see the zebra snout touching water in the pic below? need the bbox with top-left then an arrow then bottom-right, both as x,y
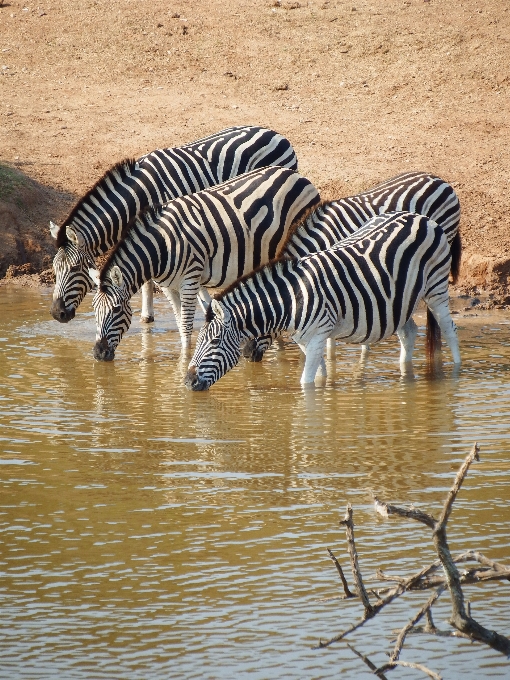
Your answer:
90,266 -> 133,362
48,125 -> 299,325
241,170 -> 461,364
89,166 -> 319,361
50,235 -> 95,322
185,211 -> 461,391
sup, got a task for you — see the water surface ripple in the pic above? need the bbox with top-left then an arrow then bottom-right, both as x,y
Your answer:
0,288 -> 509,679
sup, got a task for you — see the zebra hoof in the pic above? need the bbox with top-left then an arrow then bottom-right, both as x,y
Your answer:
140,315 -> 154,324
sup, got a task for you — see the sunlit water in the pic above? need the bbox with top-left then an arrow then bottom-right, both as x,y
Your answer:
0,287 -> 509,679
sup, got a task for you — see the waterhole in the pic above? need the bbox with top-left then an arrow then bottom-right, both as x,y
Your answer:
0,288 -> 509,678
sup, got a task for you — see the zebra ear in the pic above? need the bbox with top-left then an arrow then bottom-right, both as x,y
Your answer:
109,265 -> 124,289
66,226 -> 85,249
49,221 -> 60,239
88,268 -> 101,288
211,299 -> 230,322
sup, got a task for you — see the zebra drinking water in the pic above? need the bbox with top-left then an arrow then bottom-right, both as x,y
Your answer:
184,211 -> 461,390
89,166 -> 320,360
241,171 -> 461,362
49,126 -> 298,324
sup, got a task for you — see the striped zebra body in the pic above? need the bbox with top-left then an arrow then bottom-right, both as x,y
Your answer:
89,166 -> 319,360
50,126 -> 298,323
185,211 -> 461,390
243,171 -> 461,361
283,171 -> 460,258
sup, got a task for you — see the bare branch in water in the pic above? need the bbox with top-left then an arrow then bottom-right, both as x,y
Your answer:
340,504 -> 374,617
317,442 -> 510,671
387,586 -> 446,665
326,548 -> 356,599
377,660 -> 443,680
345,643 -> 389,680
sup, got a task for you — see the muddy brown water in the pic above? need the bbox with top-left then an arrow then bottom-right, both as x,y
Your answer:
0,287 -> 509,679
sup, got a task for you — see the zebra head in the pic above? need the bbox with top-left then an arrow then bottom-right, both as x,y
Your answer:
90,266 -> 132,362
50,222 -> 95,322
185,299 -> 242,391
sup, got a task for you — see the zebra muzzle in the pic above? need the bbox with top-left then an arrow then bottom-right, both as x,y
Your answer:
50,297 -> 76,323
93,337 -> 115,362
184,366 -> 209,391
241,339 -> 265,363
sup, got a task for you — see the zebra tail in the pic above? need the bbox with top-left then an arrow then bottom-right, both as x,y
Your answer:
426,308 -> 442,363
449,230 -> 462,284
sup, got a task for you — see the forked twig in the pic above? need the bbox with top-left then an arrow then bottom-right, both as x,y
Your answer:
345,643 -> 389,680
376,660 -> 443,680
385,586 -> 446,667
327,548 -> 356,598
318,443 -> 510,672
340,504 -> 374,616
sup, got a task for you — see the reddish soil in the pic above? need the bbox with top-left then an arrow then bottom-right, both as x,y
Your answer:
1,0 -> 509,297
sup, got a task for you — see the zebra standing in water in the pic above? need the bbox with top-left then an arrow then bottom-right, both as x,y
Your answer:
49,126 -> 298,324
184,211 -> 461,390
89,166 -> 319,360
242,171 -> 461,361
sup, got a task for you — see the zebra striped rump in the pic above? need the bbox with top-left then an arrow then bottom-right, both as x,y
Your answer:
185,211 -> 461,390
50,126 -> 298,323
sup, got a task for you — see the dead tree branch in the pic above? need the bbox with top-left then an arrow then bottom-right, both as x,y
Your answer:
340,504 -> 374,616
327,548 -> 356,598
317,443 -> 510,671
345,643 -> 389,680
387,586 -> 446,665
376,660 -> 443,680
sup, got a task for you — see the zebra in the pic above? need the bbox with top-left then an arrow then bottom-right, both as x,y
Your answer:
184,211 -> 461,390
49,126 -> 299,324
241,171 -> 461,362
88,166 -> 320,361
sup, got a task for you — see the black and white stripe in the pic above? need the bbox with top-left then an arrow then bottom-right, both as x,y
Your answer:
242,171 -> 461,361
90,166 -> 319,360
185,211 -> 461,390
50,126 -> 298,323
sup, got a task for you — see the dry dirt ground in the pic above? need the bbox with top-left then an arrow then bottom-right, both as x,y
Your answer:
1,0 -> 509,297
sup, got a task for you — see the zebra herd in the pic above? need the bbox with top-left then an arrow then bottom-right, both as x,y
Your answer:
50,125 -> 462,388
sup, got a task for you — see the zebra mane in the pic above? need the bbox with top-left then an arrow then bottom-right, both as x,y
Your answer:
96,203 -> 159,287
214,254 -> 295,306
274,199 -> 329,257
56,158 -> 138,248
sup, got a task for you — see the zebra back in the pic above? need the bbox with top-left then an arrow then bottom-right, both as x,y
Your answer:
56,126 -> 298,253
280,171 -> 460,259
99,166 -> 320,293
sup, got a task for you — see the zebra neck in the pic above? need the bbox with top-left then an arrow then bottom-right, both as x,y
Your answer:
223,261 -> 295,339
65,164 -> 154,255
107,220 -> 169,296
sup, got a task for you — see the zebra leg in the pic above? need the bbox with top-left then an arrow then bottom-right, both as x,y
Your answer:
162,287 -> 182,329
427,299 -> 461,364
298,335 -> 328,385
197,287 -> 212,314
276,336 -> 286,351
326,337 -> 335,361
179,279 -> 201,352
396,317 -> 418,365
360,344 -> 370,358
140,281 -> 155,323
